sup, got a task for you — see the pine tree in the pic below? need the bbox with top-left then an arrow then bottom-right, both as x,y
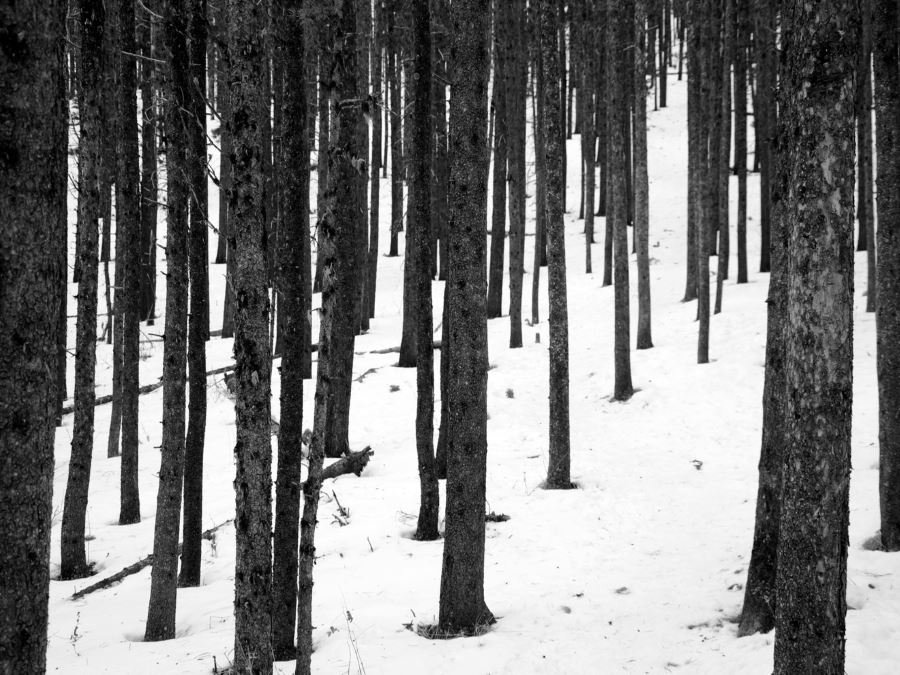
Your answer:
438,0 -> 495,634
0,1 -> 67,669
773,3 -> 857,671
145,0 -> 191,642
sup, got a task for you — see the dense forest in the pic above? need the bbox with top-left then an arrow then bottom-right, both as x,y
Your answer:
1,0 -> 897,673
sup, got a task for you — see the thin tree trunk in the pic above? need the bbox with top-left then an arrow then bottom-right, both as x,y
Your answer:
179,0 -> 208,588
0,1 -> 66,669
506,0 -> 527,346
608,0 -> 634,399
271,0 -> 308,656
297,2 -> 365,670
139,3 -> 158,321
487,2 -> 508,321
367,2 -> 382,321
634,0 -> 652,349
532,27 -> 546,323
541,0 -> 572,490
61,0 -> 105,582
144,0 -> 190,641
734,0 -> 749,284
874,0 -> 900,551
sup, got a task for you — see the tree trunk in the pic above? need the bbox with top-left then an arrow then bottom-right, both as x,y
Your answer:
541,0 -> 572,490
532,20 -> 546,323
438,0 -> 494,634
145,0 -> 190,641
857,1 -> 876,312
608,0 -> 634,399
486,2 -> 508,321
271,0 -> 308,657
61,0 -> 105,582
874,0 -> 900,552
772,5 -> 856,672
367,2 -> 383,321
506,0 -> 527,346
734,0 -> 749,284
389,9 -> 403,258
754,0 -> 776,274
140,4 -> 159,325
179,0 -> 208,588
714,0 -> 734,314
411,0 -> 440,541
0,0 -> 66,669
228,0 -> 274,670
634,0 -> 652,349
297,2 -> 365,671
580,0 -> 597,275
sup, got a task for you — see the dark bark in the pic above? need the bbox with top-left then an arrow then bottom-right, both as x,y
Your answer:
228,0 -> 274,669
714,0 -> 734,314
738,41 -> 791,636
486,3 -> 508,322
683,11 -> 699,303
541,0 -> 572,490
874,0 -> 900,551
532,24 -> 546,322
216,40 -> 232,267
694,0 -> 712,364
580,0 -> 597,274
608,0 -> 634,399
118,0 -> 142,526
506,0 -> 527,346
179,0 -> 208,588
61,0 -> 105,582
0,0 -> 66,669
734,0 -> 748,284
857,1 -> 876,312
145,0 -> 190,642
634,0 -> 652,349
754,0 -> 776,274
367,1 -> 383,321
411,0 -> 440,540
438,0 -> 494,634
772,5 -> 857,672
389,8 -> 403,258
271,0 -> 309,657
140,6 -> 159,326
297,1 -> 365,670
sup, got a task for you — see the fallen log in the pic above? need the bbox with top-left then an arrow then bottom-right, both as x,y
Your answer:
68,449 -> 373,601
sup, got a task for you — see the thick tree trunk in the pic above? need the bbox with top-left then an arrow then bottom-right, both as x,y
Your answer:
541,0 -> 572,490
438,0 -> 494,634
608,0 -> 634,399
62,0 -> 105,582
271,0 -> 309,657
228,0 -> 274,669
179,0 -> 208,589
772,5 -> 857,672
145,0 -> 191,642
0,1 -> 66,669
874,0 -> 900,552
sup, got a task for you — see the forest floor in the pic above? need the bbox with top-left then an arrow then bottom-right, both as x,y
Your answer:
46,70 -> 899,674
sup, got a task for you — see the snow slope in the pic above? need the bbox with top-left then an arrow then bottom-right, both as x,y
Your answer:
46,69 -> 899,674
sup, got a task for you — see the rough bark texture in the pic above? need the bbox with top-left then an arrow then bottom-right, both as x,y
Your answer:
487,8 -> 507,322
228,0 -> 274,670
754,0 -> 776,274
540,0 -> 572,489
506,0 -> 527,346
145,0 -> 191,642
438,0 -> 494,634
367,1 -> 382,320
873,0 -> 900,551
271,0 -> 308,658
297,2 -> 365,670
62,0 -> 105,582
608,0 -> 634,400
532,21 -> 546,324
139,4 -> 158,323
179,0 -> 208,588
634,0 -> 652,349
738,47 -> 791,637
388,6 -> 403,258
772,4 -> 857,672
858,0 -> 876,313
0,0 -> 66,670
411,0 -> 440,540
580,0 -> 596,274
117,0 -> 142,525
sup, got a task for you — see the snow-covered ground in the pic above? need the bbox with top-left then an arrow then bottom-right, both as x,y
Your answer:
46,69 -> 899,674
